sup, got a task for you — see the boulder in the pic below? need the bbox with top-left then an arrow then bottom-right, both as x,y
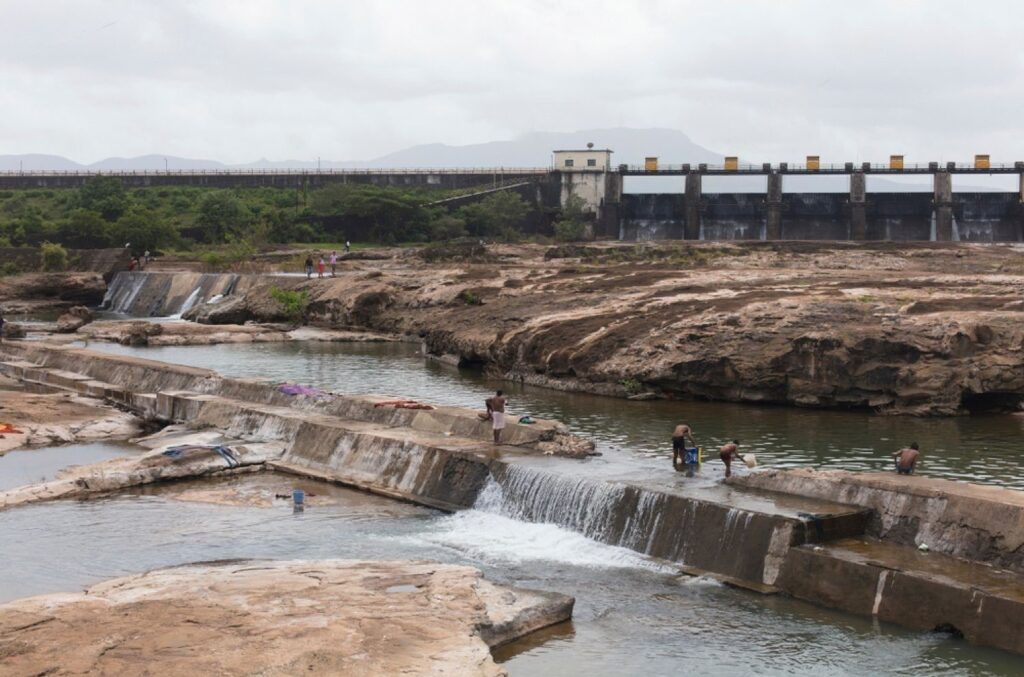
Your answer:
55,305 -> 94,333
184,295 -> 252,325
119,321 -> 163,346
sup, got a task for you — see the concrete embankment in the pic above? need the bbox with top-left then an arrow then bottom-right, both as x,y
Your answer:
2,341 -> 1024,656
0,559 -> 574,676
730,468 -> 1024,573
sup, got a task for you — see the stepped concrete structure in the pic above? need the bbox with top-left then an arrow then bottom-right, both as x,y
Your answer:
2,341 -> 1022,656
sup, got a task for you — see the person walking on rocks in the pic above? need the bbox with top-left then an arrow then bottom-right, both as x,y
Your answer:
893,443 -> 920,475
304,254 -> 314,279
329,250 -> 338,277
486,390 -> 507,444
672,424 -> 696,472
0,309 -> 5,343
719,440 -> 742,478
317,256 -> 326,278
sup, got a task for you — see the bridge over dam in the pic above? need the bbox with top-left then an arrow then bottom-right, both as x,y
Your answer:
5,153 -> 1024,242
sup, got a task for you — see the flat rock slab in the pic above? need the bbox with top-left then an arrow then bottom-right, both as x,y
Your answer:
0,559 -> 574,677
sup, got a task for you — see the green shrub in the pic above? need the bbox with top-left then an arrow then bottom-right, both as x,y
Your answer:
553,219 -> 586,242
40,242 -> 68,271
458,289 -> 482,305
620,377 -> 643,395
270,287 -> 309,324
0,262 -> 21,276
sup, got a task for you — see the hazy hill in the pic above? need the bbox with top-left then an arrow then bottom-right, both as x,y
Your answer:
0,128 -> 1009,191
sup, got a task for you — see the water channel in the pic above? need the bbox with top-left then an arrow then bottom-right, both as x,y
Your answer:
4,338 -> 1023,674
80,340 -> 1024,489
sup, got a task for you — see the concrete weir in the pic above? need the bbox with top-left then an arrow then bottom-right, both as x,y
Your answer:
2,342 -> 1024,656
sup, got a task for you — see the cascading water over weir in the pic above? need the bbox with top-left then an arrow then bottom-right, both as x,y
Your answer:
101,271 -> 243,317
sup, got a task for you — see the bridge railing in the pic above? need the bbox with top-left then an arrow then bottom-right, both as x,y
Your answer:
622,162 -> 1023,174
0,167 -> 551,177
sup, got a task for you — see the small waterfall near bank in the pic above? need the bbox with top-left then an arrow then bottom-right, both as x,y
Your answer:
100,272 -> 243,317
101,272 -> 150,314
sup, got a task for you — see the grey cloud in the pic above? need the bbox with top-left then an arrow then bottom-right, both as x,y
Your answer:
1,0 -> 1022,164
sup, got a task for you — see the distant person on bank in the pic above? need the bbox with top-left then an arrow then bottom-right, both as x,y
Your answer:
0,309 -> 5,342
304,255 -> 314,279
485,390 -> 507,444
672,424 -> 696,472
893,443 -> 920,475
719,440 -> 742,478
345,240 -> 351,253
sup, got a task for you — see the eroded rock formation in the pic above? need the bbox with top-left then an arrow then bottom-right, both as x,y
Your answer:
184,242 -> 1024,416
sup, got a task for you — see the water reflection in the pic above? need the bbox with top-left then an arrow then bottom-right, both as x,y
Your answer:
81,341 -> 1024,489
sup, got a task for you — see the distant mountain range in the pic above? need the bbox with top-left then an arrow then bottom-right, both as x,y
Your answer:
0,128 -> 1008,192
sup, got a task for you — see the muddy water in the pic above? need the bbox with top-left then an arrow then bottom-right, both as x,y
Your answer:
82,341 -> 1024,489
1,474 -> 1018,676
0,441 -> 140,491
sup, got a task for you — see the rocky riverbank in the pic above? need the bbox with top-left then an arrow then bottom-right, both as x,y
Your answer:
178,241 -> 1024,416
0,271 -> 107,313
0,559 -> 574,676
0,374 -> 142,454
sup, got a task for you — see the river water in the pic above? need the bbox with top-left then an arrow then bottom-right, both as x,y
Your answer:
9,338 -> 1021,673
80,340 -> 1024,489
1,475 -> 1018,676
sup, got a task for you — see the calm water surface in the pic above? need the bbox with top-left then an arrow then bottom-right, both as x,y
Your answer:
81,340 -> 1024,489
0,441 -> 139,491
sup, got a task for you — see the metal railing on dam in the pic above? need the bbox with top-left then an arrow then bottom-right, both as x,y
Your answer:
0,167 -> 551,177
621,161 -> 1024,175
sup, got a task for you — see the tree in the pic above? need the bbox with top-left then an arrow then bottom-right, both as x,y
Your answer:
111,208 -> 180,251
553,194 -> 589,241
429,215 -> 468,241
59,209 -> 111,248
77,177 -> 129,221
457,191 -> 530,239
195,191 -> 251,242
40,242 -> 68,271
309,184 -> 430,243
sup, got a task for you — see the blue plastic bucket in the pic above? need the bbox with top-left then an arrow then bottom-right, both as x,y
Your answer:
292,489 -> 305,505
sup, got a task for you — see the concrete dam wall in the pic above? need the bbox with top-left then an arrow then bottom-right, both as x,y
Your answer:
620,192 -> 1024,242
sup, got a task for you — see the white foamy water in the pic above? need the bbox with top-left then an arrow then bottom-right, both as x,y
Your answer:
409,510 -> 672,572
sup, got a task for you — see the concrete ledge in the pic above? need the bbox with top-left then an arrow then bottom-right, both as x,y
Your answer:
777,538 -> 1024,656
730,468 -> 1024,573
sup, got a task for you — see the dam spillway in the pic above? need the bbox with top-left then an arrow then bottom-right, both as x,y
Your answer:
2,340 -> 1024,658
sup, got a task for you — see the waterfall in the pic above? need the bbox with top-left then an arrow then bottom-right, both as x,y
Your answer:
474,464 -> 661,551
101,272 -> 148,314
169,287 -> 202,319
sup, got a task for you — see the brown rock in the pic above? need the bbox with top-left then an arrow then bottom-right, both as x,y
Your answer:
0,560 -> 574,676
55,305 -> 94,333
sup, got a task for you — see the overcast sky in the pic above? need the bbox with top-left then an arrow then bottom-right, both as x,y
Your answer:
2,0 -> 1023,164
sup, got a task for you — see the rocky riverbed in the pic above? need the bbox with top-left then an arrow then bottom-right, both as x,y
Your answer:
0,559 -> 574,676
176,241 -> 1024,416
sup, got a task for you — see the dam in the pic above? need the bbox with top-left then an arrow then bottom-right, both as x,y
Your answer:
4,152 -> 1024,242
